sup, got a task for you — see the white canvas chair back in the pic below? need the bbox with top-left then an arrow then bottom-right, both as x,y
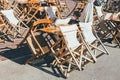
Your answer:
45,6 -> 58,18
79,22 -> 96,44
59,24 -> 80,50
95,6 -> 103,17
1,9 -> 19,25
54,17 -> 71,26
79,0 -> 94,22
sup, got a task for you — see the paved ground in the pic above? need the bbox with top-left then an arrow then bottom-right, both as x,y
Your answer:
0,38 -> 120,80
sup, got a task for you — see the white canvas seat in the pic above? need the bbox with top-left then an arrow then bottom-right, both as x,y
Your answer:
79,21 -> 109,57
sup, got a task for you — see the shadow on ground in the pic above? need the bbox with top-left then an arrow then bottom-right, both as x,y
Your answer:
0,42 -> 63,78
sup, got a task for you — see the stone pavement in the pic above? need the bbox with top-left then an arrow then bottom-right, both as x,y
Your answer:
0,42 -> 120,80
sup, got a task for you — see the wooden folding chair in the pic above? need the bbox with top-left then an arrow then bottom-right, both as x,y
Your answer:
15,2 -> 40,24
0,0 -> 11,10
27,0 -> 42,21
44,5 -> 71,26
13,3 -> 31,29
96,17 -> 120,47
18,19 -> 54,64
21,5 -> 40,24
26,29 -> 50,64
0,9 -> 28,40
14,0 -> 43,26
95,13 -> 114,39
57,0 -> 70,16
96,20 -> 112,39
18,19 -> 53,47
0,14 -> 16,42
0,21 -> 5,43
78,22 -> 109,57
105,20 -> 120,47
51,24 -> 96,78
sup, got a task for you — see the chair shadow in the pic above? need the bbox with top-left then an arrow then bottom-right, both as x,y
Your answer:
101,38 -> 119,48
0,43 -> 31,64
0,37 -> 63,78
27,53 -> 62,78
101,38 -> 113,43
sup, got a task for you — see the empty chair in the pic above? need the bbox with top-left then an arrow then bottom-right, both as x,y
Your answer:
26,29 -> 50,64
0,9 -> 28,40
16,1 -> 42,25
51,24 -> 96,78
96,12 -> 120,47
0,14 -> 17,42
44,5 -> 71,26
78,22 -> 109,57
105,20 -> 120,47
17,19 -> 53,47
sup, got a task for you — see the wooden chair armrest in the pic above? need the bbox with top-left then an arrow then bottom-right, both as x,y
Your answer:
33,19 -> 52,26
